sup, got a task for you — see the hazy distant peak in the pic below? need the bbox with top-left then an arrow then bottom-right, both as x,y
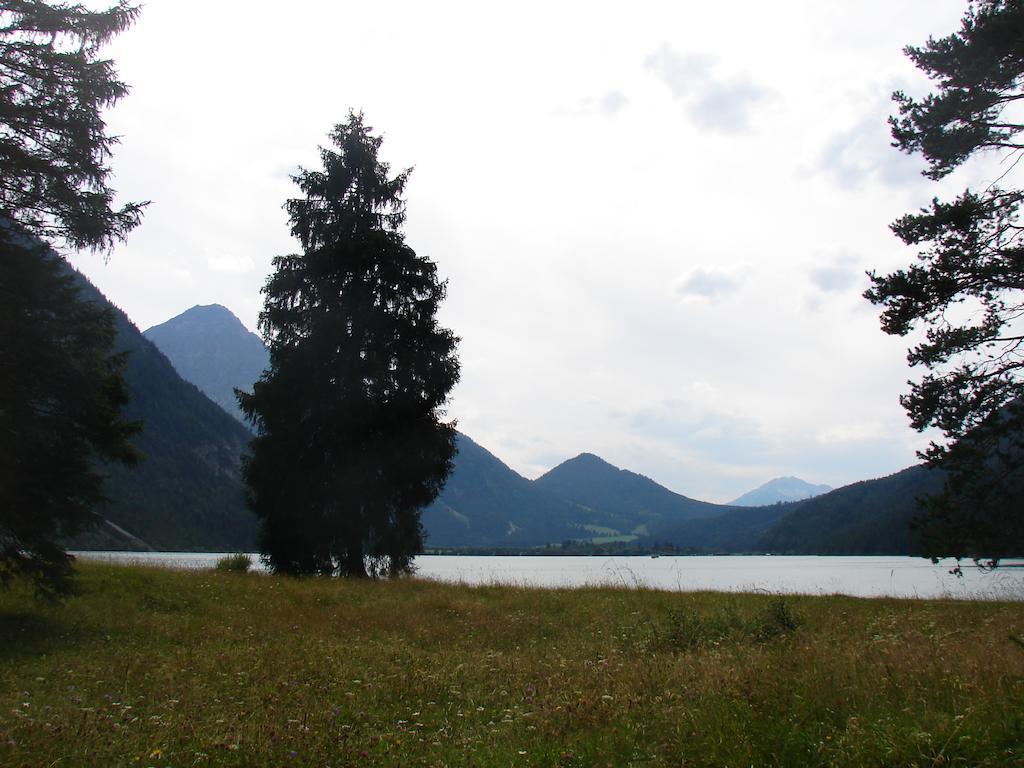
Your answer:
728,476 -> 832,507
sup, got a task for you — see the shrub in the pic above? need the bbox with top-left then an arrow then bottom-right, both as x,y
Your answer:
215,553 -> 252,573
752,598 -> 803,641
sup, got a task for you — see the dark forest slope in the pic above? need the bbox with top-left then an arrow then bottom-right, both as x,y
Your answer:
422,435 -> 608,547
644,464 -> 943,555
756,465 -> 942,554
68,277 -> 258,551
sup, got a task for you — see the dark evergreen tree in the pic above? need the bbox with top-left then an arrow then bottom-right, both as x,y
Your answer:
239,113 -> 459,578
865,0 -> 1024,562
0,1 -> 144,596
0,228 -> 140,596
0,0 -> 146,251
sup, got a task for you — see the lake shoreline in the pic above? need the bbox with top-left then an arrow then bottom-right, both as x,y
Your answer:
72,551 -> 1024,601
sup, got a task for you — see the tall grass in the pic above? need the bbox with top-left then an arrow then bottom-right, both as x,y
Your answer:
0,563 -> 1021,766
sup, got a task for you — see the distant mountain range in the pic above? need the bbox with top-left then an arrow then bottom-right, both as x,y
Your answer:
728,477 -> 832,506
640,465 -> 939,555
77,300 -> 943,555
424,448 -> 750,548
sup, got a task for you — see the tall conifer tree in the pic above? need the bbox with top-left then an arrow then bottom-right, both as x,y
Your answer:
0,1 -> 144,596
0,230 -> 139,595
0,0 -> 145,251
865,0 -> 1024,561
239,113 -> 459,578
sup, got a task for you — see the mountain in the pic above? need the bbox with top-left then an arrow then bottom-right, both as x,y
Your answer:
756,465 -> 942,554
144,304 -> 268,425
534,453 -> 740,539
728,476 -> 832,506
140,308 -> 592,548
643,464 -> 942,555
133,303 -> 946,555
422,435 -> 603,547
68,279 -> 258,551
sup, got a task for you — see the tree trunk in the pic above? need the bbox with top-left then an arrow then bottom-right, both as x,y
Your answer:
343,519 -> 368,578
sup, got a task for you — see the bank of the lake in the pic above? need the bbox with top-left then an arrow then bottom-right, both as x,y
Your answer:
74,552 -> 1024,601
1,562 -> 1022,767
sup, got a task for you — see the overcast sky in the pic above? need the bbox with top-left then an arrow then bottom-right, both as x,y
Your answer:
68,0 -> 1002,502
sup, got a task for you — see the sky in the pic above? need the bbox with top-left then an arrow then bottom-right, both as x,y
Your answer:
67,0 -> 1004,503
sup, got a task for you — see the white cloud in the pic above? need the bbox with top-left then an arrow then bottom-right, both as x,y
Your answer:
808,251 -> 863,293
672,266 -> 747,300
644,47 -> 713,99
816,96 -> 926,188
645,44 -> 769,133
597,90 -> 628,115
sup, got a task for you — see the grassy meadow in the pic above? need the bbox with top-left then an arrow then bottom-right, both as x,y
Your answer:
0,562 -> 1022,767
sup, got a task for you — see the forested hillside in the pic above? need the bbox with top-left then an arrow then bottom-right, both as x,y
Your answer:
644,465 -> 943,555
423,435 -> 612,547
534,453 -> 739,537
68,277 -> 258,551
757,466 -> 942,555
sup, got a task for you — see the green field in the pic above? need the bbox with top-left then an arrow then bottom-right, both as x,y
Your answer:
1,563 -> 1022,767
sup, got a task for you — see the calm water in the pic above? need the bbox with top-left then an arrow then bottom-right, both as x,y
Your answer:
72,552 -> 1024,601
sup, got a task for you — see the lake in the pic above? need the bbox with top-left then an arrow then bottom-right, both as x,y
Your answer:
72,552 -> 1024,601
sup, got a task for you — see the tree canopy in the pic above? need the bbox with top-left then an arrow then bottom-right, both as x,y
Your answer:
0,0 -> 143,596
0,0 -> 145,251
865,0 -> 1024,561
240,112 -> 460,578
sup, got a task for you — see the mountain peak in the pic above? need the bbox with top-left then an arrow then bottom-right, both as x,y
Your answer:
534,451 -> 730,531
558,452 -> 621,472
728,476 -> 832,507
143,305 -> 269,425
149,304 -> 252,334
190,302 -> 232,315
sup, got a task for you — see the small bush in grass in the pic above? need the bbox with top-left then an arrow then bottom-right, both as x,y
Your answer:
215,553 -> 252,573
753,597 -> 803,640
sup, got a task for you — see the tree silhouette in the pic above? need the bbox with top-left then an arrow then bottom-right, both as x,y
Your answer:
0,1 -> 144,597
239,113 -> 459,578
0,229 -> 140,597
0,0 -> 146,252
865,0 -> 1024,562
